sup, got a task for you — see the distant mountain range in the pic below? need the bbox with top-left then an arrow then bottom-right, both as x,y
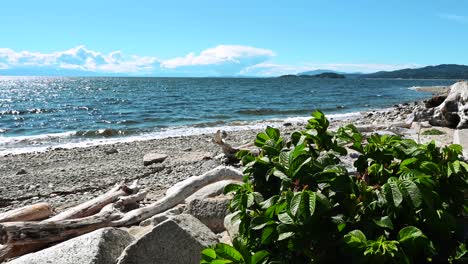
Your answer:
361,64 -> 468,79
290,64 -> 468,79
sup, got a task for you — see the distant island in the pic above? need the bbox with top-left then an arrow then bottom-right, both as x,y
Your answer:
361,64 -> 468,79
279,72 -> 346,79
276,64 -> 468,80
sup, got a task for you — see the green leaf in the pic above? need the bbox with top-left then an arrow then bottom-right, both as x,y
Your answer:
278,212 -> 294,225
278,231 -> 295,241
398,226 -> 426,243
276,224 -> 294,241
315,192 -> 331,210
214,243 -> 244,262
307,191 -> 316,216
373,216 -> 394,230
265,126 -> 280,141
251,250 -> 269,264
260,195 -> 279,209
399,179 -> 422,208
201,248 -> 216,260
246,193 -> 255,207
290,192 -> 302,217
223,183 -> 241,195
383,178 -> 403,207
251,217 -> 269,230
344,230 -> 367,249
261,226 -> 275,244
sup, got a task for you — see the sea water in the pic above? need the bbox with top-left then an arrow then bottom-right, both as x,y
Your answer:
0,76 -> 455,155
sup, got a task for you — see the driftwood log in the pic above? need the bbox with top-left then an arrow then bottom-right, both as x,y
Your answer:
0,203 -> 54,223
113,166 -> 243,226
46,180 -> 140,221
212,130 -> 257,161
0,166 -> 242,262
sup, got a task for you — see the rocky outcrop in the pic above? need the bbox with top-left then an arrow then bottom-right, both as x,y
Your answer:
430,81 -> 468,129
8,228 -> 134,264
117,214 -> 218,264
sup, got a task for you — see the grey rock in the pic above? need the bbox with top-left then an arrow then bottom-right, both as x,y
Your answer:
185,197 -> 230,233
224,212 -> 240,240
117,214 -> 218,264
16,168 -> 28,175
430,81 -> 468,129
9,228 -> 134,264
143,153 -> 168,166
105,148 -> 119,155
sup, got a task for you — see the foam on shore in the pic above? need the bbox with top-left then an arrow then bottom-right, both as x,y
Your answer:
0,111 -> 363,156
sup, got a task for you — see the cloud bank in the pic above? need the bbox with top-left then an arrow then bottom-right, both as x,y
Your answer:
0,45 -> 417,76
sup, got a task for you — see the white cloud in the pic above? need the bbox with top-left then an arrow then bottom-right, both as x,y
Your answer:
160,45 -> 275,69
241,62 -> 421,76
437,13 -> 468,24
0,45 -> 419,76
0,46 -> 159,73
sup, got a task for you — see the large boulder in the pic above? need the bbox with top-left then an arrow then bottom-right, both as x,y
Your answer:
430,81 -> 468,129
8,228 -> 134,264
185,196 -> 231,233
117,214 -> 218,264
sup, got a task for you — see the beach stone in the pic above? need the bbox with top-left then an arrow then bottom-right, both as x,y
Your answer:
224,212 -> 240,239
117,214 -> 218,264
430,81 -> 468,129
185,196 -> 230,233
16,168 -> 28,175
105,148 -> 119,155
143,153 -> 168,166
9,228 -> 134,264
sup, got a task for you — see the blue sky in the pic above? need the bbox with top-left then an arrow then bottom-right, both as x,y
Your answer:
0,0 -> 467,76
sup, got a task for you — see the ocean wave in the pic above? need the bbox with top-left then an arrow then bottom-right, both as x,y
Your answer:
0,111 -> 363,156
236,108 -> 316,116
0,108 -> 56,116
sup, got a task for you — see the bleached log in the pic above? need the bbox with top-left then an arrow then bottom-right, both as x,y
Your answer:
213,130 -> 256,160
0,166 -> 241,254
115,191 -> 147,209
0,209 -> 120,246
0,244 -> 47,263
113,166 -> 243,226
0,203 -> 54,223
46,180 -> 140,221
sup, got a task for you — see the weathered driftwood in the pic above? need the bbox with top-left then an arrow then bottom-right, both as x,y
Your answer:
0,244 -> 48,262
0,166 -> 242,251
46,180 -> 140,221
212,130 -> 257,160
0,208 -> 120,246
113,166 -> 243,226
115,191 -> 147,210
0,203 -> 54,223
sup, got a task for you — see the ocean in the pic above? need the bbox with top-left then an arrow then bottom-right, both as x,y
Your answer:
0,76 -> 455,155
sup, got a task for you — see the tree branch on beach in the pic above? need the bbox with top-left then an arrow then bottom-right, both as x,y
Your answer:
212,130 -> 258,161
0,166 -> 243,262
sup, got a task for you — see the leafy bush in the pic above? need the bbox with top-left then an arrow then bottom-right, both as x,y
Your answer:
422,128 -> 446,136
201,111 -> 467,264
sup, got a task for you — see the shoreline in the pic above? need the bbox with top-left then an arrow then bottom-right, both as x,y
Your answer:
0,100 -> 456,214
0,110 -> 365,157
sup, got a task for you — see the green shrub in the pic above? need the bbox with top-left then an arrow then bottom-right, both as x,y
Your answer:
422,129 -> 446,136
201,111 -> 467,264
